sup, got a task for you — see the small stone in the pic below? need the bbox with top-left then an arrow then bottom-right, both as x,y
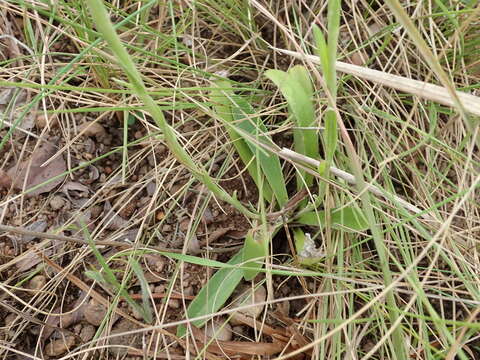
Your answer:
156,145 -> 166,155
79,324 -> 96,342
156,211 -> 165,221
348,50 -> 368,66
90,205 -> 102,219
183,286 -> 193,297
204,318 -> 232,341
0,169 -> 12,189
35,114 -> 58,128
50,195 -> 66,210
277,301 -> 290,316
84,301 -> 107,326
161,224 -> 172,232
28,275 -> 46,290
179,218 -> 190,232
232,325 -> 245,336
44,336 -> 76,356
147,155 -> 156,167
131,307 -> 143,320
201,208 -> 214,225
168,299 -> 180,309
73,324 -> 82,334
5,313 -> 16,326
145,255 -> 165,273
79,121 -> 105,137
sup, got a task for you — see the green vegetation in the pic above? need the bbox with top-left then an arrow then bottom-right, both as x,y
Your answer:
1,0 -> 479,358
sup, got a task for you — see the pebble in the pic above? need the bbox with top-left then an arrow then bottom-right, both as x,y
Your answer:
44,336 -> 76,356
154,284 -> 165,293
28,275 -> 46,290
79,324 -> 96,342
232,325 -> 244,336
201,208 -> 214,225
179,218 -> 190,232
168,299 -> 180,309
79,121 -> 105,137
146,255 -> 165,273
35,114 -> 58,128
49,195 -> 66,210
4,313 -> 16,327
183,286 -> 193,296
84,301 -> 107,326
161,224 -> 172,232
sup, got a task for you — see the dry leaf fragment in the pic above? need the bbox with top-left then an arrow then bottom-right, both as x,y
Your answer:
84,300 -> 107,326
7,142 -> 66,197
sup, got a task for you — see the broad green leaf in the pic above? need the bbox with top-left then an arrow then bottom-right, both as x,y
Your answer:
210,80 -> 274,202
177,249 -> 245,337
296,207 -> 368,232
265,67 -> 318,188
265,67 -> 315,128
231,97 -> 288,207
242,229 -> 269,280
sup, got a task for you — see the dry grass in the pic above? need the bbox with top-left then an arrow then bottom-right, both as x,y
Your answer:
1,0 -> 479,359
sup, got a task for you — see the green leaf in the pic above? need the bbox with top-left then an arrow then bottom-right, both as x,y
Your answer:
177,249 -> 245,337
296,207 -> 368,232
324,109 -> 337,166
231,97 -> 288,207
265,67 -> 315,129
265,66 -> 318,188
210,80 -> 274,203
242,229 -> 269,280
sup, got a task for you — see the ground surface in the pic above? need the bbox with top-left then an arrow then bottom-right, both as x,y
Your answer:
1,1 -> 480,359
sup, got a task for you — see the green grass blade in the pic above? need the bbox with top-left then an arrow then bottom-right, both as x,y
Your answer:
130,258 -> 153,323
